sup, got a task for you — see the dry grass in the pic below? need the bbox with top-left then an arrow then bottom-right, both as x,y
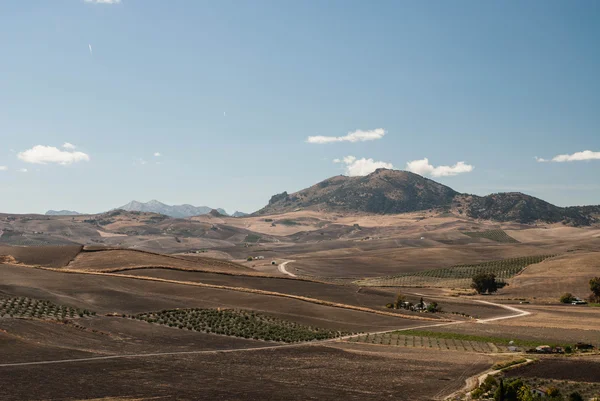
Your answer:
501,251 -> 600,301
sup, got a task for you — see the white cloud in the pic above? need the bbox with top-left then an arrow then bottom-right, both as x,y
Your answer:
307,128 -> 386,144
17,145 -> 90,165
154,152 -> 161,157
536,150 -> 600,163
0,166 -> 7,171
406,158 -> 474,177
18,168 -> 28,173
63,142 -> 76,150
84,0 -> 121,4
334,155 -> 393,176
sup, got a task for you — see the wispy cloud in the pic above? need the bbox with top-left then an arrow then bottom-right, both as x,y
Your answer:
18,145 -> 90,165
334,155 -> 393,176
84,0 -> 122,4
88,44 -> 93,55
154,152 -> 161,157
308,128 -> 386,144
63,142 -> 76,150
0,166 -> 7,171
18,168 -> 28,173
536,150 -> 600,163
406,158 -> 474,177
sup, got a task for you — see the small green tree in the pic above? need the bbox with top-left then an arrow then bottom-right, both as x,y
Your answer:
590,277 -> 600,302
546,387 -> 561,399
472,273 -> 499,294
517,384 -> 534,401
560,293 -> 575,303
427,301 -> 441,313
568,392 -> 584,401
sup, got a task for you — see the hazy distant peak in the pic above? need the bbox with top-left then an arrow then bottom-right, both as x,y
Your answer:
117,200 -> 229,218
45,210 -> 81,216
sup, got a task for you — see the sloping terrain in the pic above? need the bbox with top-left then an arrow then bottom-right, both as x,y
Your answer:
66,248 -> 253,274
255,169 -> 458,215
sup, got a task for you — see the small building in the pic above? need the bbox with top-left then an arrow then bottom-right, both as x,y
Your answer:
531,388 -> 547,397
535,345 -> 552,353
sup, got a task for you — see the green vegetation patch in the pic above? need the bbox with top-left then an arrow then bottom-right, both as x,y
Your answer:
0,296 -> 96,320
463,229 -> 519,243
243,234 -> 262,243
396,330 -> 560,348
130,308 -> 351,343
355,255 -> 556,288
279,219 -> 299,226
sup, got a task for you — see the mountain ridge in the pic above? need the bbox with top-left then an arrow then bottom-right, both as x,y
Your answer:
256,168 -> 598,226
117,200 -> 228,218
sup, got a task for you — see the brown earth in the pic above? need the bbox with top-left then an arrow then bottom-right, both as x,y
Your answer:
0,341 -> 492,401
503,357 -> 600,383
501,251 -> 600,301
0,244 -> 82,268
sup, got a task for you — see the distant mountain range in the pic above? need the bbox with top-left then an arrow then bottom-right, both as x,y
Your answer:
45,201 -> 249,219
256,168 -> 599,226
117,200 -> 229,218
45,210 -> 81,216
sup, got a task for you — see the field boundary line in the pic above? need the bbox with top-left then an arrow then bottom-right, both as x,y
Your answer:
20,265 -> 446,322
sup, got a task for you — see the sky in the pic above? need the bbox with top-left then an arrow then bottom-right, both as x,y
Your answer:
1,0 -> 599,214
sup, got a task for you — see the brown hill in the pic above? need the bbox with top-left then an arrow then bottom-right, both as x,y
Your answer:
256,169 -> 598,226
255,169 -> 458,215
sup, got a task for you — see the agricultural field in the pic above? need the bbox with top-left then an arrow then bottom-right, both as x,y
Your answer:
130,308 -> 352,342
0,245 -> 83,268
0,296 -> 95,320
463,229 -> 520,243
355,255 -> 556,287
346,331 -> 513,353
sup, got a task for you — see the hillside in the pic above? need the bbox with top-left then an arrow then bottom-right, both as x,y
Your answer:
256,169 -> 598,226
462,193 -> 596,226
118,200 -> 228,218
255,169 -> 458,215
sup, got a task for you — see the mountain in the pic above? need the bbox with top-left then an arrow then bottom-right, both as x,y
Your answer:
117,200 -> 228,218
256,168 -> 599,226
232,211 -> 249,218
45,210 -> 81,216
255,169 -> 458,215
461,193 -> 595,226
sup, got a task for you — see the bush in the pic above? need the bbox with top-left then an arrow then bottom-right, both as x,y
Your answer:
427,302 -> 441,313
568,392 -> 584,401
247,256 -> 253,261
560,293 -> 575,303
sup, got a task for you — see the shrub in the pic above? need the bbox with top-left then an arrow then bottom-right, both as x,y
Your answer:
568,392 -> 584,401
560,293 -> 575,303
247,256 -> 253,261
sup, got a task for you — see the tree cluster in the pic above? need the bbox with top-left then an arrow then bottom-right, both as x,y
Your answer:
472,376 -> 583,401
471,273 -> 503,294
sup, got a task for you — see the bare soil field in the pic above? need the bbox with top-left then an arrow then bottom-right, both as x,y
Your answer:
503,357 -> 600,383
0,245 -> 82,268
67,249 -> 252,274
0,343 -> 492,401
422,318 -> 600,346
288,243 -> 558,279
501,251 -> 600,301
493,303 -> 600,331
0,317 -> 267,364
0,264 -> 420,333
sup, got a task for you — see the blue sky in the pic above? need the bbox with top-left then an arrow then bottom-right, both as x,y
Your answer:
1,0 -> 599,214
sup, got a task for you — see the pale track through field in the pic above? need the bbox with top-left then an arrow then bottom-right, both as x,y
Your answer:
277,260 -> 297,277
0,293 -> 530,368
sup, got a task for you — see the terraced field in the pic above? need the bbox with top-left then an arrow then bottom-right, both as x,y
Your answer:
463,229 -> 520,243
355,255 -> 556,288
